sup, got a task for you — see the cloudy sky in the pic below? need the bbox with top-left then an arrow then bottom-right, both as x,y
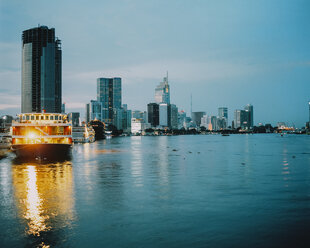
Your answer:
0,0 -> 309,127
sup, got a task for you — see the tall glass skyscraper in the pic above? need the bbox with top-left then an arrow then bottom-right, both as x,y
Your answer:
155,74 -> 170,104
22,26 -> 62,113
97,77 -> 122,125
244,104 -> 254,128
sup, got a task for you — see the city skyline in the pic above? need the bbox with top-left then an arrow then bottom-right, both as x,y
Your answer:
0,0 -> 310,127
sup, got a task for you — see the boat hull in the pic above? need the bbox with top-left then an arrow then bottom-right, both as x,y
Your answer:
11,143 -> 72,160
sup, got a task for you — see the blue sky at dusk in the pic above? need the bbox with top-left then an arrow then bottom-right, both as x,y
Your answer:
0,0 -> 309,127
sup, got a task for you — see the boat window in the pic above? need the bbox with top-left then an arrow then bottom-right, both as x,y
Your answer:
31,116 -> 34,120
22,115 -> 26,120
59,116 -> 62,120
45,116 -> 49,120
41,116 -> 44,120
50,116 -> 54,120
26,116 -> 30,120
55,115 -> 59,120
36,116 -> 39,120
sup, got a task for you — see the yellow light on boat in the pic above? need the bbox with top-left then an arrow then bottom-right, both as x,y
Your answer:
27,132 -> 37,139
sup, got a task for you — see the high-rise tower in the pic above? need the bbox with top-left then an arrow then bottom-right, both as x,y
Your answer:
244,104 -> 254,128
22,26 -> 62,113
97,77 -> 122,124
155,72 -> 170,104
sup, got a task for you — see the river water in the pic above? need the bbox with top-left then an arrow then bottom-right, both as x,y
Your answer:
0,134 -> 310,248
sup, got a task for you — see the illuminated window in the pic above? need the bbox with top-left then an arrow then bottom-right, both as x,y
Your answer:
50,116 -> 54,120
36,116 -> 39,120
45,116 -> 49,120
41,116 -> 44,120
26,115 -> 30,120
31,116 -> 34,120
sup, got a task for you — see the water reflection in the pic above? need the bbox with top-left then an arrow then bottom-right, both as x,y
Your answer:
12,160 -> 75,247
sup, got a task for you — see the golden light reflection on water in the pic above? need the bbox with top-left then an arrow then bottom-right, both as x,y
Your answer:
24,166 -> 49,236
12,161 -> 75,245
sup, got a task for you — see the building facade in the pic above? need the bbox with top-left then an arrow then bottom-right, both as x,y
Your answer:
244,104 -> 254,128
68,112 -> 80,127
97,77 -> 122,125
155,74 -> 170,104
147,103 -> 159,127
159,103 -> 171,128
170,104 -> 178,129
191,111 -> 206,127
22,26 -> 62,113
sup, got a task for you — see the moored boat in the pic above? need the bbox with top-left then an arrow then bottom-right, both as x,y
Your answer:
11,113 -> 72,159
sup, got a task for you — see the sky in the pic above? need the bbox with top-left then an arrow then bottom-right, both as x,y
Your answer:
0,0 -> 309,127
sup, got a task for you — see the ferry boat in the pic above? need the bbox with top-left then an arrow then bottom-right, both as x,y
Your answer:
11,113 -> 72,159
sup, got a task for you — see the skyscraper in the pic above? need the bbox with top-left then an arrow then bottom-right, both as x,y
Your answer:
22,26 -> 62,113
234,110 -> 247,129
159,103 -> 171,127
155,73 -> 170,104
218,107 -> 228,119
97,77 -> 122,124
147,103 -> 159,127
244,104 -> 254,128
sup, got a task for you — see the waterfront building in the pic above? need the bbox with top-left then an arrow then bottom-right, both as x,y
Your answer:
68,112 -> 80,127
200,115 -> 208,129
170,104 -> 178,129
97,77 -> 122,125
178,110 -> 187,129
22,26 -> 62,113
113,108 -> 125,130
155,73 -> 170,104
217,117 -> 227,130
159,103 -> 171,128
147,103 -> 159,127
85,103 -> 90,123
131,118 -> 145,135
234,109 -> 247,129
191,111 -> 206,127
244,104 -> 254,128
122,104 -> 132,132
218,107 -> 228,119
90,100 -> 102,121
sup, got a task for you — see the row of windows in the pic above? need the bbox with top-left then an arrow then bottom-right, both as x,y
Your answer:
21,115 -> 63,121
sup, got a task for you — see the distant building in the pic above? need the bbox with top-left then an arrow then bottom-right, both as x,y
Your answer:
68,112 -> 80,127
234,104 -> 254,129
178,110 -> 187,129
97,77 -> 122,125
131,118 -> 146,135
191,111 -> 206,127
159,103 -> 171,128
147,103 -> 159,127
170,104 -> 178,129
22,26 -> 62,113
218,107 -> 228,119
61,103 -> 66,113
217,117 -> 227,130
234,110 -> 247,129
155,73 -> 170,104
244,104 -> 254,128
85,103 -> 90,123
90,100 -> 102,121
